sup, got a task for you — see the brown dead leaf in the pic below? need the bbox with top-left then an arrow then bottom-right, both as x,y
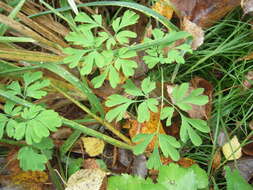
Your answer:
241,0 -> 253,15
152,0 -> 174,20
166,77 -> 212,120
66,169 -> 107,190
212,150 -> 221,170
6,147 -> 21,175
181,17 -> 204,50
124,112 -> 165,151
243,71 -> 253,89
189,77 -> 213,119
170,0 -> 240,28
242,137 -> 253,156
82,137 -> 105,157
83,159 -> 100,170
11,171 -> 48,190
226,157 -> 253,181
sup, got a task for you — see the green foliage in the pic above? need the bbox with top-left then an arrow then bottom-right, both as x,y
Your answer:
108,163 -> 208,190
105,77 -> 158,123
225,167 -> 253,190
63,10 -> 140,88
17,138 -> 54,171
143,29 -> 192,68
7,71 -> 50,99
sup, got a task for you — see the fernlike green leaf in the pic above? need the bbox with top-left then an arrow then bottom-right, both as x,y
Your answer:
172,83 -> 208,111
63,48 -> 88,68
141,77 -> 156,95
187,126 -> 202,146
143,55 -> 160,69
105,102 -> 132,122
14,105 -> 62,145
74,12 -> 101,29
146,98 -> 159,113
33,137 -> 54,150
25,79 -> 50,99
116,30 -> 137,44
112,10 -> 139,33
109,65 -> 120,88
167,50 -> 185,64
6,119 -> 17,138
152,29 -> 165,39
18,146 -> 48,171
160,106 -> 174,126
23,72 -> 50,99
115,59 -> 137,77
91,72 -> 107,88
191,165 -> 209,189
4,100 -> 22,116
132,133 -> 154,155
6,81 -> 21,96
187,118 -> 210,133
147,144 -> 162,169
158,134 -> 180,161
137,101 -> 150,123
0,114 -> 8,139
119,10 -> 139,30
180,116 -> 207,146
80,52 -> 95,75
180,116 -> 189,143
123,80 -> 143,96
105,94 -> 132,107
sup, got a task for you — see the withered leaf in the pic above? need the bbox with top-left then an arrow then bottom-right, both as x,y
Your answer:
222,136 -> 242,160
82,137 -> 105,157
241,0 -> 253,15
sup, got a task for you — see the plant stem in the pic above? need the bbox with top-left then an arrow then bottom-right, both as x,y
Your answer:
171,63 -> 180,83
51,83 -> 133,145
0,139 -> 25,147
63,118 -> 133,150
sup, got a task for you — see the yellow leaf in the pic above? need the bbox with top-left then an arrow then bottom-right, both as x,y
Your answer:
222,136 -> 242,160
82,137 -> 105,157
152,0 -> 174,20
66,169 -> 107,190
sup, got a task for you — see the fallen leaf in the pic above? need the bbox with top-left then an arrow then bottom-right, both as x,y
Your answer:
169,0 -> 240,28
222,136 -> 242,160
124,112 -> 166,151
83,159 -> 100,170
166,77 -> 212,120
118,149 -> 133,167
66,169 -> 107,190
11,171 -> 48,190
242,137 -> 253,156
243,71 -> 253,89
212,150 -> 221,170
189,77 -> 213,119
81,137 -> 105,157
181,17 -> 204,50
241,0 -> 253,15
226,157 -> 253,181
152,0 -> 174,20
132,155 -> 147,178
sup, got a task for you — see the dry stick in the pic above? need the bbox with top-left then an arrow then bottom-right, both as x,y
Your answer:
51,83 -> 133,145
0,13 -> 62,55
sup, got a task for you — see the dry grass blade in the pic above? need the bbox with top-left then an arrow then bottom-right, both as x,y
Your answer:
23,1 -> 70,37
0,13 -> 62,55
0,2 -> 68,48
0,48 -> 65,62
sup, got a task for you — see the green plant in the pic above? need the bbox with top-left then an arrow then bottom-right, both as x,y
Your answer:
61,9 -> 210,170
0,71 -> 62,170
108,163 -> 209,190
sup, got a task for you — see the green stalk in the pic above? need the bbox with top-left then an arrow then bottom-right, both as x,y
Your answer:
30,1 -> 179,31
51,83 -> 132,145
0,89 -> 133,150
0,36 -> 36,43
